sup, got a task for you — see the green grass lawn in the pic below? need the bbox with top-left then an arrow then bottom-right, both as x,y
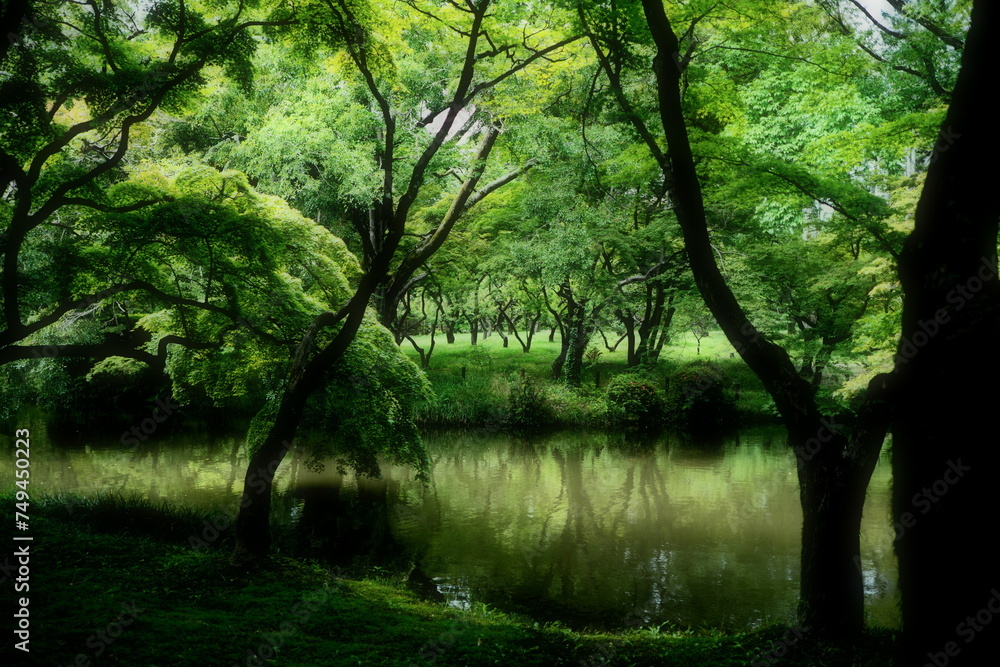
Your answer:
397,330 -> 777,428
1,495 -> 896,666
400,328 -> 748,379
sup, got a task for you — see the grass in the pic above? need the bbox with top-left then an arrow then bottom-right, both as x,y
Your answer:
1,494 -> 896,666
399,330 -> 778,428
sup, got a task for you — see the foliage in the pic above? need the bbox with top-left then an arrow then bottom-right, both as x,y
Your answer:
605,372 -> 664,429
506,372 -> 551,431
664,361 -> 737,433
301,315 -> 433,481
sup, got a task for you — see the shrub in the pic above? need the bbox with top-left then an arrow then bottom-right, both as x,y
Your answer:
605,374 -> 664,429
506,373 -> 550,430
664,360 -> 737,433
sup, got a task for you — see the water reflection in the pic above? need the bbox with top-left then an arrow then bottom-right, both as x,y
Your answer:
384,431 -> 813,629
0,423 -> 899,631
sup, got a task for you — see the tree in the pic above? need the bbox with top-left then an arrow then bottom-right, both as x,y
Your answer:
817,0 -> 966,102
232,0 -> 582,558
178,0 -> 583,336
0,1 -> 434,562
892,1 -> 1000,662
577,0 -> 906,635
625,0 -> 991,644
0,0 -> 289,384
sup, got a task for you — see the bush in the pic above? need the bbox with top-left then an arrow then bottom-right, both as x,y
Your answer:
664,360 -> 737,433
506,373 -> 550,431
605,374 -> 664,429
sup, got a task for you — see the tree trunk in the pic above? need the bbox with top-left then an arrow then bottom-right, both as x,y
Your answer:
635,282 -> 667,365
564,304 -> 587,387
651,298 -> 676,361
524,312 -> 540,351
616,308 -> 638,366
893,2 -> 1000,662
234,288 -> 378,559
796,443 -> 869,635
637,0 -> 891,636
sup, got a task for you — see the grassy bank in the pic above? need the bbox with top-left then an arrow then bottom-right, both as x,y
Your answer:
398,332 -> 777,429
1,495 -> 895,666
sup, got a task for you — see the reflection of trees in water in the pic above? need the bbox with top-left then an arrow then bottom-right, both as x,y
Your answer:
409,434 -> 808,629
225,436 -> 242,495
506,444 -> 676,627
23,427 -> 890,628
288,472 -> 417,574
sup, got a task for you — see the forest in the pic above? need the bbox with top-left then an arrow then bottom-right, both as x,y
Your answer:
1,0 -> 996,665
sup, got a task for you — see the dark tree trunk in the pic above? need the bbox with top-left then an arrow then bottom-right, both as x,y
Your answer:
504,308 -> 537,353
635,282 -> 667,366
893,3 -> 1000,662
493,302 -> 510,348
234,281 -> 379,559
598,327 -> 627,353
524,312 -> 540,351
405,327 -> 436,369
424,310 -> 438,368
549,284 -> 581,382
550,347 -> 566,380
796,440 -> 870,635
563,302 -> 590,387
651,299 -> 676,361
637,0 -> 893,637
406,335 -> 427,367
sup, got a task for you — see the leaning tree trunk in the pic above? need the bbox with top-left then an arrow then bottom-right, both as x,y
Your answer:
234,299 -> 369,559
893,2 -> 1000,662
650,298 -> 676,361
638,0 -> 891,636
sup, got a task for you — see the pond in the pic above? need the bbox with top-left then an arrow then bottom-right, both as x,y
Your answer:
1,418 -> 899,632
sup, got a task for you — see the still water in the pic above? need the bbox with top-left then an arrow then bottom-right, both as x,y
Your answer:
1,420 -> 899,631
